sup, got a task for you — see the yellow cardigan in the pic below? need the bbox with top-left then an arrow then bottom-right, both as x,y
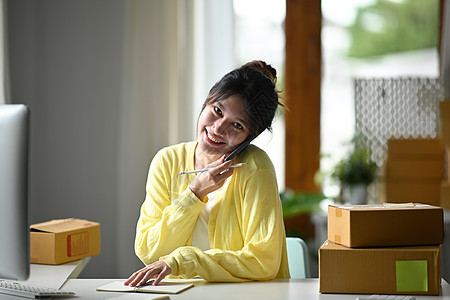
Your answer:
134,141 -> 290,282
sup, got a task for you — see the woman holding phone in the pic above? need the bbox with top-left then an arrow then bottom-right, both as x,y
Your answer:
125,60 -> 290,286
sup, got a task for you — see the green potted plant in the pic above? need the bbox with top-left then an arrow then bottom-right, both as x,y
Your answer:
280,189 -> 326,240
331,144 -> 378,204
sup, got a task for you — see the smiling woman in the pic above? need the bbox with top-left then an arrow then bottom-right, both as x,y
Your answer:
124,60 -> 290,287
196,95 -> 251,162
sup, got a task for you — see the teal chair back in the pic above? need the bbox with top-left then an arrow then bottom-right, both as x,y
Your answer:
286,237 -> 311,278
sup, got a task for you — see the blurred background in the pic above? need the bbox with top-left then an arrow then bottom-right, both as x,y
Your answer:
2,0 -> 447,278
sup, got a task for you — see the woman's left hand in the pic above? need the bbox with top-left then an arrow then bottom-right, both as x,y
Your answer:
124,260 -> 172,287
189,156 -> 235,201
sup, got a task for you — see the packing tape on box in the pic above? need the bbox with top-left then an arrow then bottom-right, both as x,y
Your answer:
334,235 -> 341,244
396,260 -> 428,292
384,202 -> 416,208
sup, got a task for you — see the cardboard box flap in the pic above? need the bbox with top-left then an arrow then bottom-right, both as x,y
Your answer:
30,218 -> 99,233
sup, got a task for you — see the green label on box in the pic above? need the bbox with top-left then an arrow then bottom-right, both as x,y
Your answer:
396,260 -> 428,292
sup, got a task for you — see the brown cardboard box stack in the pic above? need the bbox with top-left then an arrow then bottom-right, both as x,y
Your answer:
319,203 -> 443,295
440,101 -> 450,209
385,138 -> 444,206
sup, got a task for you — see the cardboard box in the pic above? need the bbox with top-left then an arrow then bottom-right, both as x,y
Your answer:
384,138 -> 444,205
386,160 -> 443,180
440,181 -> 450,210
328,204 -> 443,248
319,241 -> 442,295
385,181 -> 441,205
387,138 -> 443,158
30,218 -> 100,264
442,121 -> 450,147
445,146 -> 450,180
440,100 -> 450,147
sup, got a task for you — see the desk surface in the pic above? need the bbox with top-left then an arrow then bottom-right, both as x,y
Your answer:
63,278 -> 450,300
23,257 -> 90,289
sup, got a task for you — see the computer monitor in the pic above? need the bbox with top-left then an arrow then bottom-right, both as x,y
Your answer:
0,104 -> 29,280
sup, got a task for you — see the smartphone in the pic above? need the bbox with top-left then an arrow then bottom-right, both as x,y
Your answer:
224,137 -> 253,162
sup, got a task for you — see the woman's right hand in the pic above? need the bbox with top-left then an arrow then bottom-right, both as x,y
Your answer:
124,260 -> 172,287
189,156 -> 235,201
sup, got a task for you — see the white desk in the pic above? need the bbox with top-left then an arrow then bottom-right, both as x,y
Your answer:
23,257 -> 90,289
63,278 -> 450,300
0,259 -> 90,299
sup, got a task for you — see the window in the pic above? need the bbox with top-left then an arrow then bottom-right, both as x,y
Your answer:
321,0 -> 440,197
233,0 -> 440,196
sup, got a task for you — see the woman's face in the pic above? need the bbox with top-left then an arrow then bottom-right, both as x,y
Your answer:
197,94 -> 251,159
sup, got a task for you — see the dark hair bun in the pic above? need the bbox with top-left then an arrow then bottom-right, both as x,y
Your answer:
241,60 -> 277,85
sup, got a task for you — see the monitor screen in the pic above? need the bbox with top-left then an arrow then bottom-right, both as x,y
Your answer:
0,104 -> 29,280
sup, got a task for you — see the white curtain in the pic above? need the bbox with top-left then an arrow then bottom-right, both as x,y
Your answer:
115,0 -> 234,276
115,0 -> 197,276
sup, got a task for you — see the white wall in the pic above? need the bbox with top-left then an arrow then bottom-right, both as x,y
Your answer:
7,0 -> 126,278
6,0 -> 234,278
